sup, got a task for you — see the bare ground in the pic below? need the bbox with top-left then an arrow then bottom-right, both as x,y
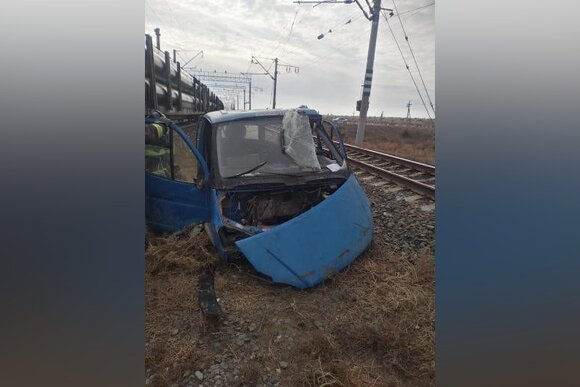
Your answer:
145,178 -> 435,387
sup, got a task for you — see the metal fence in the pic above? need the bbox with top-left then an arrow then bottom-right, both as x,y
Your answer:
145,34 -> 224,117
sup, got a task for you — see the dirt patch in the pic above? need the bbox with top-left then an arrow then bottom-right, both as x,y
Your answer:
145,182 -> 435,387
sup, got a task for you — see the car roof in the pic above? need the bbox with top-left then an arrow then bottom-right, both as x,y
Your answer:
203,108 -> 321,125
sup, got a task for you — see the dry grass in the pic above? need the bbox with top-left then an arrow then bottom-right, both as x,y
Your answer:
278,242 -> 435,386
336,118 -> 435,165
146,226 -> 215,275
145,229 -> 219,386
146,229 -> 434,386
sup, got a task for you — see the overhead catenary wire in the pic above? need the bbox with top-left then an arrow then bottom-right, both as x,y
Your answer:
177,51 -> 203,69
271,8 -> 300,56
391,0 -> 435,114
276,2 -> 331,58
316,12 -> 359,40
250,12 -> 295,64
302,11 -> 368,67
277,2 -> 364,62
403,8 -> 426,21
248,6 -> 305,79
145,2 -> 205,70
283,10 -> 363,60
258,5 -> 308,60
396,2 -> 434,17
382,10 -> 432,119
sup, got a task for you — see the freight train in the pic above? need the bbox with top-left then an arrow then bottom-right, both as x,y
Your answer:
145,32 -> 224,116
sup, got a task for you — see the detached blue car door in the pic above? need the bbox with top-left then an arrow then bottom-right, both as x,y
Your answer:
145,121 -> 210,233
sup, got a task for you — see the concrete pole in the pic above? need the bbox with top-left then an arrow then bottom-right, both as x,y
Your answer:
243,88 -> 246,110
249,77 -> 252,110
355,0 -> 381,147
272,58 -> 278,109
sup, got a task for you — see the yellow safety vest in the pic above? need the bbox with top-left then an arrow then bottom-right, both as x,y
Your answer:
145,145 -> 169,157
145,124 -> 170,176
145,123 -> 169,157
152,123 -> 164,139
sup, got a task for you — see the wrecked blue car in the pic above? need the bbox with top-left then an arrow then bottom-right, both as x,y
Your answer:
145,108 -> 373,288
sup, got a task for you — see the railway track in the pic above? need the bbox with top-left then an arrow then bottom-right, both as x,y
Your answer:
344,143 -> 435,200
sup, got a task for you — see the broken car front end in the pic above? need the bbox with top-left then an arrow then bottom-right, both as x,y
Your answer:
206,109 -> 374,288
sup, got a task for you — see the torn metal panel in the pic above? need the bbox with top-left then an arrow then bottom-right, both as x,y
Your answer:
235,175 -> 373,288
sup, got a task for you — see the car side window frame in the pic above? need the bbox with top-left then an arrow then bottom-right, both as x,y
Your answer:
145,119 -> 209,187
170,122 -> 209,187
315,121 -> 346,165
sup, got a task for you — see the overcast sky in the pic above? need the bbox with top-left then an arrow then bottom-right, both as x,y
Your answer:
145,0 -> 434,117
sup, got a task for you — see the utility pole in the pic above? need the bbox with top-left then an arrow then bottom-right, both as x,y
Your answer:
244,56 -> 298,109
273,58 -> 278,109
290,1 -> 390,144
240,74 -> 266,110
355,0 -> 381,147
406,100 -> 412,119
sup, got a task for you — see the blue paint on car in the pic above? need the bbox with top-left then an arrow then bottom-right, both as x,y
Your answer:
235,174 -> 373,288
145,108 -> 374,288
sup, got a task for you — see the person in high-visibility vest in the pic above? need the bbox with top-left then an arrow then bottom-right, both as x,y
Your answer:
145,122 -> 170,178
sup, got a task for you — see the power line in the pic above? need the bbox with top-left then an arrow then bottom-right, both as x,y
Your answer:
294,0 -> 355,4
382,10 -> 432,119
397,2 -> 434,17
302,11 -> 369,67
391,0 -> 435,113
271,8 -> 300,56
316,11 -> 361,40
403,9 -> 425,21
255,5 -> 306,61
283,9 -> 363,61
274,2 -> 331,58
244,56 -> 299,109
177,50 -> 204,68
281,1 -> 365,62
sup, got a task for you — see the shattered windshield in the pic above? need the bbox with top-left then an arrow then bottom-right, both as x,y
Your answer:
216,114 -> 323,178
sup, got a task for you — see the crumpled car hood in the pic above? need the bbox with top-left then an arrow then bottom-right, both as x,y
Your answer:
235,175 -> 373,288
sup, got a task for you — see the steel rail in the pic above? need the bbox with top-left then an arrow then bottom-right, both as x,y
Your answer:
317,136 -> 435,199
343,142 -> 435,175
347,157 -> 435,200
